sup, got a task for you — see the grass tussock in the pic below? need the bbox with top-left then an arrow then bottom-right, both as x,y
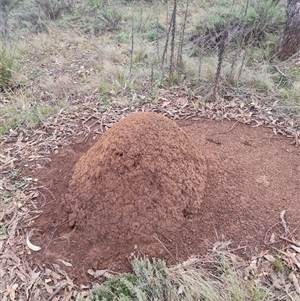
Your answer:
81,252 -> 280,301
0,90 -> 63,134
0,48 -> 18,90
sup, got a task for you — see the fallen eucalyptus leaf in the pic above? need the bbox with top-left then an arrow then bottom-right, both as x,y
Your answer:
291,245 -> 300,254
58,259 -> 73,267
26,236 -> 41,251
270,233 -> 275,244
93,270 -> 107,278
93,270 -> 114,279
264,254 -> 275,262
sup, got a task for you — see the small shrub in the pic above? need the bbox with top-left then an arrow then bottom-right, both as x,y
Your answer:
97,8 -> 122,32
85,254 -> 277,301
272,257 -> 289,275
86,0 -> 103,11
0,0 -> 22,41
193,0 -> 286,51
34,0 -> 73,20
0,0 -> 22,11
146,30 -> 158,42
90,274 -> 140,301
16,10 -> 49,33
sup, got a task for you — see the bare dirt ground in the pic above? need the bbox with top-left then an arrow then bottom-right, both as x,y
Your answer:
26,113 -> 300,284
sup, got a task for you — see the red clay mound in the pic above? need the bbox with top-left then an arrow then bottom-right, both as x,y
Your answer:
64,112 -> 207,261
28,116 -> 300,283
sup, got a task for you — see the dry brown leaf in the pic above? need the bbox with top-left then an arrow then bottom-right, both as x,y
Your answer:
15,269 -> 27,282
212,240 -> 231,251
291,245 -> 300,254
58,259 -> 73,267
269,233 -> 275,244
93,269 -> 110,278
45,269 -> 61,280
61,291 -> 73,301
44,283 -> 54,295
6,284 -> 16,301
65,274 -> 74,287
52,264 -> 65,275
280,210 -> 289,236
289,272 -> 300,294
264,254 -> 276,262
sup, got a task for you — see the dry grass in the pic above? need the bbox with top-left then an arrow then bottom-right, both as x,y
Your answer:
1,0 -> 298,124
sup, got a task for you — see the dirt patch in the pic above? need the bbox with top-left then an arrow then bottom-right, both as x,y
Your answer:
27,115 -> 300,284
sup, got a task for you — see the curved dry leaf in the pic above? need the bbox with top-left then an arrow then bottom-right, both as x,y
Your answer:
94,270 -> 114,279
26,236 -> 41,251
58,259 -> 73,267
264,254 -> 276,262
93,270 -> 107,278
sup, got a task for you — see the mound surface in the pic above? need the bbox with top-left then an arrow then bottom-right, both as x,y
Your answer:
65,112 -> 207,250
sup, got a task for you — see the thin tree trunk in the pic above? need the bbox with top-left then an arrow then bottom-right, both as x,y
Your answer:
274,0 -> 300,60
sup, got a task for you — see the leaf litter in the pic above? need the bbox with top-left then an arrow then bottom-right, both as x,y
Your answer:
0,93 -> 300,300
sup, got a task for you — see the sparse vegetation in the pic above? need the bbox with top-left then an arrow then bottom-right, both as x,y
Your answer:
0,90 -> 62,134
82,254 -> 281,301
0,0 -> 299,129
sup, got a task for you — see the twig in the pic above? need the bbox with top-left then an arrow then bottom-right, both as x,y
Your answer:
264,221 -> 283,245
46,280 -> 67,301
274,65 -> 291,80
155,6 -> 160,60
274,65 -> 292,91
280,210 -> 289,237
24,185 -> 46,191
161,4 -> 172,70
43,229 -> 57,256
197,39 -> 203,81
218,119 -> 240,134
279,236 -> 300,248
153,235 -> 176,261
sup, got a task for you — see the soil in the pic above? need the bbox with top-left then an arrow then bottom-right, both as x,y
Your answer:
65,113 -> 207,261
26,114 -> 300,284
